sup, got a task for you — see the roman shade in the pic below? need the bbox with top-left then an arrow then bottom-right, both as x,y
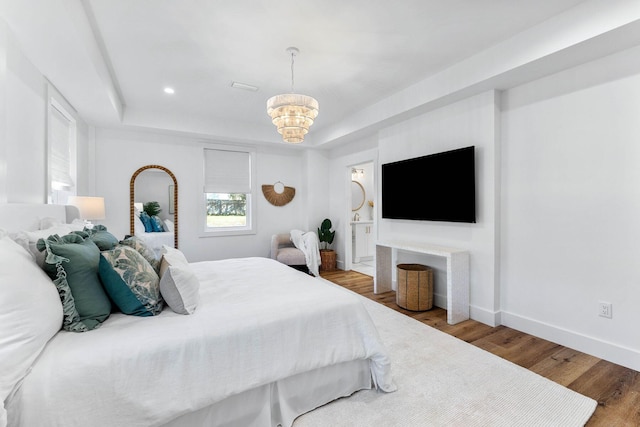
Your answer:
49,104 -> 74,189
204,148 -> 251,194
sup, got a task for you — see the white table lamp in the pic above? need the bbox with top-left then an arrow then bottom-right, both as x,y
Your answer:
68,196 -> 105,228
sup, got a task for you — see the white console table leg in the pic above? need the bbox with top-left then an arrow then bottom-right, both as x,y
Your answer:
374,245 -> 392,293
448,251 -> 470,324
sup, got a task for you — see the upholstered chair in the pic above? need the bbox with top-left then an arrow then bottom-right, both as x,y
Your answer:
270,233 -> 307,271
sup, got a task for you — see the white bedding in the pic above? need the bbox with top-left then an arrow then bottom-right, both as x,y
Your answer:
7,257 -> 394,427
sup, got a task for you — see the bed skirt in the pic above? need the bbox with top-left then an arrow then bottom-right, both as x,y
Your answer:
161,359 -> 371,427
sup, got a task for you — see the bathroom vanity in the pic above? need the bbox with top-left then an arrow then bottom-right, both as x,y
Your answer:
352,220 -> 374,263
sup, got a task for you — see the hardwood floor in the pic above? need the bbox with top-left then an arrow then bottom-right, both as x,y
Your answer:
320,269 -> 640,427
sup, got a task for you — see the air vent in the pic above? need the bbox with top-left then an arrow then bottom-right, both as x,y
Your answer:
231,81 -> 259,91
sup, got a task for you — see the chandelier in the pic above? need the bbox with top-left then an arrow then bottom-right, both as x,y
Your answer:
266,47 -> 319,144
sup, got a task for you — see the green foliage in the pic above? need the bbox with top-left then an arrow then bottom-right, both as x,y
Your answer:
317,218 -> 336,250
143,201 -> 162,217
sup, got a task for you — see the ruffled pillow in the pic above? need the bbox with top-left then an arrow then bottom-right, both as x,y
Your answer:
37,233 -> 111,331
73,225 -> 119,251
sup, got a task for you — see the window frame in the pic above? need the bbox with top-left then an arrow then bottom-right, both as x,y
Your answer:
200,144 -> 256,237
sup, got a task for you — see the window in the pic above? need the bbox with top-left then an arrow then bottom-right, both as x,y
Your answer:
203,147 -> 255,235
47,88 -> 77,204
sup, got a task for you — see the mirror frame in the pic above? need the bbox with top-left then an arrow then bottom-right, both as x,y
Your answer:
351,180 -> 365,211
130,164 -> 179,249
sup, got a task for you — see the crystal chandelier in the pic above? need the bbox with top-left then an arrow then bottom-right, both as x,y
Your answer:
266,47 -> 319,144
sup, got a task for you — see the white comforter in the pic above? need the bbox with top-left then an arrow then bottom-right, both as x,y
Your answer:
7,257 -> 394,427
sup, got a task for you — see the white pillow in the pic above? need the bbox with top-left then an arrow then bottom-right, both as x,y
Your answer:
159,245 -> 199,315
134,215 -> 146,235
163,218 -> 174,233
12,224 -> 82,266
39,217 -> 63,229
0,236 -> 63,423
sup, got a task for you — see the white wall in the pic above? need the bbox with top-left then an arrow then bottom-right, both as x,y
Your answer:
500,45 -> 640,371
0,19 -> 89,204
375,90 -> 500,325
0,19 -> 45,203
93,128 -> 319,262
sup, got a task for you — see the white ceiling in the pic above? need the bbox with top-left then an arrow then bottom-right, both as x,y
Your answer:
2,0 -> 640,147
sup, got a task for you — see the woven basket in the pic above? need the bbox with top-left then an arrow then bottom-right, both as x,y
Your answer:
320,249 -> 337,272
396,264 -> 433,311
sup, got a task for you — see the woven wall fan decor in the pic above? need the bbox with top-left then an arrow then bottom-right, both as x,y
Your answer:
262,181 -> 295,206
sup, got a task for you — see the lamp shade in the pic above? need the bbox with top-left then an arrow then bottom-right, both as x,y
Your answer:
68,196 -> 106,220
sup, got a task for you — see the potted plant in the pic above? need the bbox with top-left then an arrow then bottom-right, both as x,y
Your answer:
318,218 -> 337,271
143,201 -> 162,217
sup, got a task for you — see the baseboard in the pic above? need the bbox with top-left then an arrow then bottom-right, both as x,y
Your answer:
470,305 -> 500,327
501,310 -> 640,372
433,295 -> 500,327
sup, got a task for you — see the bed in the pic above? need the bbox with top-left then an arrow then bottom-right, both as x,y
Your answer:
0,203 -> 395,427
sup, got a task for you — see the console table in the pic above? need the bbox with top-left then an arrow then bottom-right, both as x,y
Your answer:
375,241 -> 469,325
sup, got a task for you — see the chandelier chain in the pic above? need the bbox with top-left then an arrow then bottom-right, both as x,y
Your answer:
290,50 -> 295,93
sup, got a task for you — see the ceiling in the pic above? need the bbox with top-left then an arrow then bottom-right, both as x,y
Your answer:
2,0 -> 639,147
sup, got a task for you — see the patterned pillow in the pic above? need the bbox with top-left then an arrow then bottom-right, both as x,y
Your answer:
99,245 -> 163,316
37,233 -> 111,331
119,235 -> 160,273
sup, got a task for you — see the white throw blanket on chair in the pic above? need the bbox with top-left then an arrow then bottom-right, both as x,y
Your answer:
290,229 -> 321,277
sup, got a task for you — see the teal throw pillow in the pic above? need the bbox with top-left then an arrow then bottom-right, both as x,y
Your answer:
119,235 -> 160,273
139,212 -> 154,232
86,225 -> 119,250
151,215 -> 165,232
72,225 -> 119,251
37,233 -> 111,331
99,245 -> 163,316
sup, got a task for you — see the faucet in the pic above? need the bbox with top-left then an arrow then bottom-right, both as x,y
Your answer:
353,212 -> 360,221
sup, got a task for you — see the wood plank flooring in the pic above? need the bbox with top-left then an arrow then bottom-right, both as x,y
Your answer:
320,269 -> 640,427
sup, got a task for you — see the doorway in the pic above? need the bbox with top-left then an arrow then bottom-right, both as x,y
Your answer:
349,161 -> 375,276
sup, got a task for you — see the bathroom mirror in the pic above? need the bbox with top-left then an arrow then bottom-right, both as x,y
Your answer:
130,165 -> 178,248
351,180 -> 365,211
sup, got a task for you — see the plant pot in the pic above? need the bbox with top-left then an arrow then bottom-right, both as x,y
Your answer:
320,249 -> 337,272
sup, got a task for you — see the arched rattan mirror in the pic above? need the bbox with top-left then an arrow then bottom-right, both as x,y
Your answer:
130,165 -> 178,249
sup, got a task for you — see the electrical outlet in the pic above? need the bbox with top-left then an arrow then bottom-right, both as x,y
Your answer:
598,302 -> 612,319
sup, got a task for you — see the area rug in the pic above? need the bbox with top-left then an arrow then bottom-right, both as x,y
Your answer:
294,280 -> 597,426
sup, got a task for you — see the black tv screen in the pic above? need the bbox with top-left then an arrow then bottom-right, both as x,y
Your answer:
381,146 -> 476,223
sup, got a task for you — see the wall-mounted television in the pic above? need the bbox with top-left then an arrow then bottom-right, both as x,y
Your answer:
381,146 -> 476,223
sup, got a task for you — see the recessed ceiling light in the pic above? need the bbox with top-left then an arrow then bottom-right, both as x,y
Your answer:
164,87 -> 175,94
231,81 -> 259,92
